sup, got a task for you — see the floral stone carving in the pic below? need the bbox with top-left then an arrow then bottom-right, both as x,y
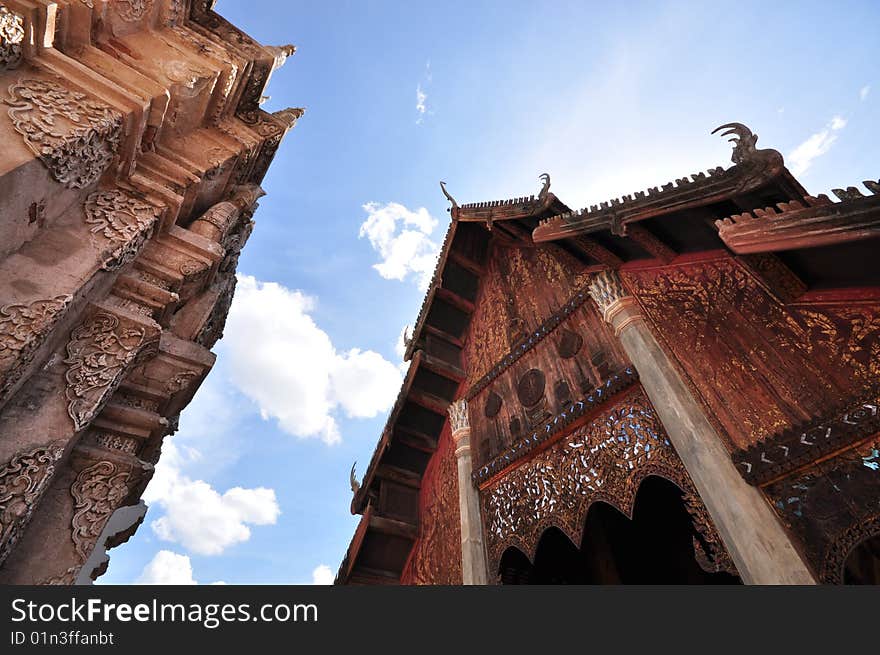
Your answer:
0,295 -> 72,401
64,313 -> 147,431
0,442 -> 66,566
70,460 -> 130,561
0,6 -> 24,70
2,78 -> 122,189
84,189 -> 163,270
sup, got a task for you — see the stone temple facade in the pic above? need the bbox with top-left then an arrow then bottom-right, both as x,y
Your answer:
0,0 -> 299,584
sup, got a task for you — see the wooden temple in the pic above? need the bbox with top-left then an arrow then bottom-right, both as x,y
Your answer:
337,123 -> 880,585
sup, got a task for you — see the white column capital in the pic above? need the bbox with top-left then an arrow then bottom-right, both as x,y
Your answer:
447,399 -> 470,435
588,270 -> 643,334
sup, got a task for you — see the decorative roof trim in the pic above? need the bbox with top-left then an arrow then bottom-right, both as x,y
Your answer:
716,179 -> 880,254
532,122 -> 795,243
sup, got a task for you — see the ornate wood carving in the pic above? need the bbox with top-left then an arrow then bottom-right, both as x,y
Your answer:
473,367 -> 639,484
516,369 -> 546,408
0,295 -> 72,401
763,435 -> 880,583
2,78 -> 122,188
556,329 -> 583,359
84,189 -> 163,271
533,122 -> 785,243
0,6 -> 24,70
622,255 -> 880,450
0,442 -> 65,566
480,386 -> 734,576
484,391 -> 502,418
70,460 -> 131,562
401,429 -> 462,585
717,182 -> 880,254
735,392 -> 880,485
64,313 -> 148,432
463,245 -> 590,391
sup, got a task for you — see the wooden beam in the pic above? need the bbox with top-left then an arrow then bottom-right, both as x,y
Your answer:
448,249 -> 485,276
416,350 -> 465,383
394,424 -> 439,453
407,388 -> 450,416
435,287 -> 475,315
376,464 -> 422,489
369,513 -> 418,541
422,323 -> 464,349
625,223 -> 677,263
570,236 -> 624,268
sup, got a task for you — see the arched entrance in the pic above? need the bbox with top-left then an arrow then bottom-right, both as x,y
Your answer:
843,533 -> 880,584
499,476 -> 740,584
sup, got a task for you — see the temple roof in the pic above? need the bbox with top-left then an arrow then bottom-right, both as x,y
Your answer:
532,123 -> 807,243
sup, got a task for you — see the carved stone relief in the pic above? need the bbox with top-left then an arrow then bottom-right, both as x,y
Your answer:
0,6 -> 24,70
64,313 -> 147,431
70,460 -> 130,561
3,79 -> 122,188
114,0 -> 153,23
0,295 -> 72,401
0,442 -> 65,566
84,189 -> 163,271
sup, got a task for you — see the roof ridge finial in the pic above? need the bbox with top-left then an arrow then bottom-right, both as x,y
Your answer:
539,173 -> 551,199
711,122 -> 760,165
440,181 -> 459,212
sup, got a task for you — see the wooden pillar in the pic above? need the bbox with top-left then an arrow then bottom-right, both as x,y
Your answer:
587,270 -> 816,585
447,400 -> 490,584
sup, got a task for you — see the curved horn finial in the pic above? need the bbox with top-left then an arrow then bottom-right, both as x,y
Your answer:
439,181 -> 459,211
711,122 -> 759,164
349,462 -> 360,495
538,173 -> 551,199
403,325 -> 412,349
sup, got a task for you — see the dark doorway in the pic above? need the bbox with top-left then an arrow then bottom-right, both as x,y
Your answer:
499,476 -> 741,584
843,533 -> 880,584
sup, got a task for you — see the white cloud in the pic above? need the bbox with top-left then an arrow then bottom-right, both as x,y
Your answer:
223,275 -> 403,444
358,202 -> 440,290
311,564 -> 335,585
144,439 -> 281,556
860,85 -> 870,101
136,551 -> 228,585
416,83 -> 427,123
788,115 -> 847,175
136,551 -> 197,585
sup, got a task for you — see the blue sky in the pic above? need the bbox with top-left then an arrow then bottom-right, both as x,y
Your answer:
102,0 -> 878,584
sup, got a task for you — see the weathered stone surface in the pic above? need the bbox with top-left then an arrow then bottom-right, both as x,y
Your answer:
0,1 -> 299,584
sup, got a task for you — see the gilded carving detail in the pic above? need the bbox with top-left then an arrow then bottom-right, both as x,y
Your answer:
0,442 -> 65,566
64,313 -> 147,431
2,79 -> 122,189
0,295 -> 72,400
70,460 -> 130,561
622,257 -> 880,450
84,189 -> 163,271
405,431 -> 462,585
481,388 -> 733,575
0,6 -> 24,70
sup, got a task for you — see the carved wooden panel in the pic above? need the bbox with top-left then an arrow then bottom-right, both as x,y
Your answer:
763,434 -> 880,582
622,255 -> 880,450
463,244 -> 590,388
467,298 -> 628,469
479,386 -> 733,577
400,425 -> 462,585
